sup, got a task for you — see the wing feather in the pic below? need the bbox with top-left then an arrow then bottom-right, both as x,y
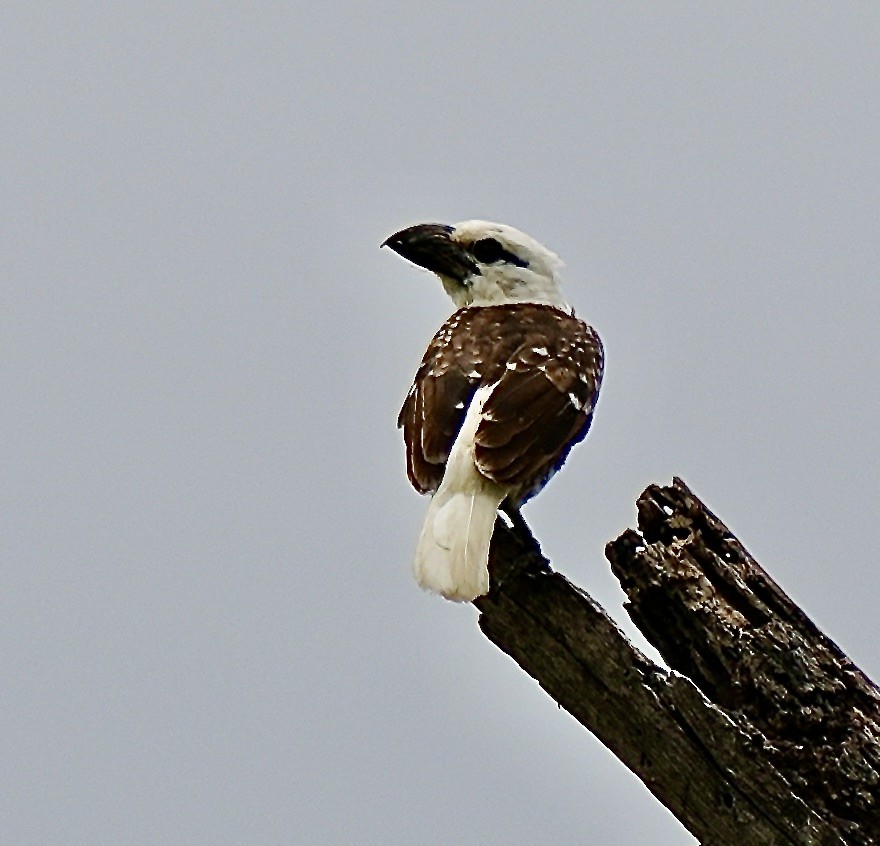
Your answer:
475,367 -> 591,489
481,398 -> 572,474
420,370 -> 471,462
473,369 -> 554,448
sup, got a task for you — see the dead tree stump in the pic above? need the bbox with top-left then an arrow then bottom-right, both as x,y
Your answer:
474,478 -> 880,845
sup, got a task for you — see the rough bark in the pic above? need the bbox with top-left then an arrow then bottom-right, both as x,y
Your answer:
474,478 -> 880,845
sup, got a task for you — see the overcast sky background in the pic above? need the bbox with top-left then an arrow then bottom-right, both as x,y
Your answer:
3,4 -> 879,844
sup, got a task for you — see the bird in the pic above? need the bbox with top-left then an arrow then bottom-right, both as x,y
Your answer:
383,220 -> 604,602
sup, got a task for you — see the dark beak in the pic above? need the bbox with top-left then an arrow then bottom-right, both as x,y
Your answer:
382,223 -> 477,283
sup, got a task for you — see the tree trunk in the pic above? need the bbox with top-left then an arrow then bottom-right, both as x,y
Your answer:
474,478 -> 880,845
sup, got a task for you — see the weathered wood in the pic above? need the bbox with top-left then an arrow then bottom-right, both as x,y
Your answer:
608,478 -> 880,841
474,480 -> 880,845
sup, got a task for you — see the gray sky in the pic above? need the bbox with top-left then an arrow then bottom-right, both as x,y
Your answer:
3,4 -> 879,844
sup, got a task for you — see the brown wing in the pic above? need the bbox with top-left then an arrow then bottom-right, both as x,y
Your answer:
397,309 -> 490,494
473,318 -> 603,501
398,365 -> 474,494
399,305 -> 603,498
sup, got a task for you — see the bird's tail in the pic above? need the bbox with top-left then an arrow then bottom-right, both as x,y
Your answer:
413,484 -> 507,602
412,383 -> 507,602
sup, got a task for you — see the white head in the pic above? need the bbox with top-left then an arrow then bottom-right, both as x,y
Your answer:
383,219 -> 569,310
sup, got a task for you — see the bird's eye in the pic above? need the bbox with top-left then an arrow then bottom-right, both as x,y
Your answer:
471,238 -> 507,264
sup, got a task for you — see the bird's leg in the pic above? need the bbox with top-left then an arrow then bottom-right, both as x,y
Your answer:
500,501 -> 531,539
484,501 -> 544,599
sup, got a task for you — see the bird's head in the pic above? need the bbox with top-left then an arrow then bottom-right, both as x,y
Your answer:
382,220 -> 568,310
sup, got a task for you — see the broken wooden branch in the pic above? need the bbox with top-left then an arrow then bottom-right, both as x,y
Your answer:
474,478 -> 880,845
